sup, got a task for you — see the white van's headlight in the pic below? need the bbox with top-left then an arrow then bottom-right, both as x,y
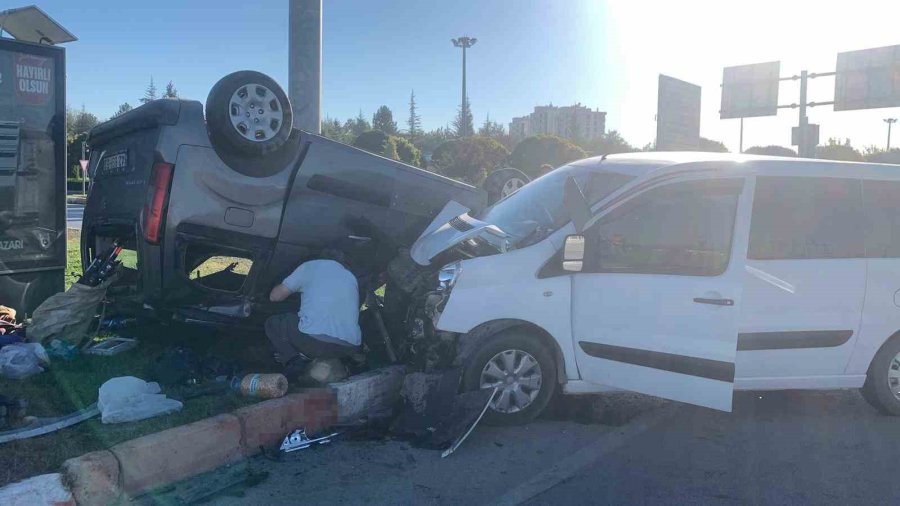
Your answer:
437,262 -> 461,292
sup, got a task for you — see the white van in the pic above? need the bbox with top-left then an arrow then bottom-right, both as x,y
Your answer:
409,152 -> 900,424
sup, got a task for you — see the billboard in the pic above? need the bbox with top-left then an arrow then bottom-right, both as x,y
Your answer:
834,44 -> 900,111
0,38 -> 66,276
720,61 -> 780,119
656,74 -> 701,151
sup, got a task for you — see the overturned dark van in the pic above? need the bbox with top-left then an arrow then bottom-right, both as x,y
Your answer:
81,71 -> 496,326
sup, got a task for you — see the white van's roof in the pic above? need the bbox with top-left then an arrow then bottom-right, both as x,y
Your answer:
571,151 -> 900,181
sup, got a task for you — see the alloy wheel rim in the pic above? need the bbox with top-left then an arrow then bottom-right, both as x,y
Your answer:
479,349 -> 542,413
228,84 -> 284,142
888,352 -> 900,401
500,177 -> 526,197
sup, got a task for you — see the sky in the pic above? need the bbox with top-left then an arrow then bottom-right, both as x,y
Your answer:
12,0 -> 900,152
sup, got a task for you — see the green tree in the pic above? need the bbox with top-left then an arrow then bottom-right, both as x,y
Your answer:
66,132 -> 88,179
163,80 -> 178,99
345,111 -> 371,138
582,130 -> 636,155
452,97 -> 474,138
744,145 -> 797,157
393,135 -> 422,167
508,135 -> 588,177
863,147 -> 900,164
140,77 -> 158,104
66,106 -> 99,137
112,102 -> 133,118
477,116 -> 511,149
413,127 -> 454,159
353,130 -> 399,160
407,90 -> 422,139
431,136 -> 510,183
816,138 -> 863,162
321,116 -> 353,144
697,137 -> 729,153
372,105 -> 398,135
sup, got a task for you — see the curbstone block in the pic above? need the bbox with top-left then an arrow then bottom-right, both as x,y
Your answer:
62,450 -> 121,506
0,473 -> 75,506
234,389 -> 336,453
331,365 -> 406,423
110,413 -> 243,498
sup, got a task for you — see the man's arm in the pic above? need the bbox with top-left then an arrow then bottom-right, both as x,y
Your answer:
269,284 -> 293,302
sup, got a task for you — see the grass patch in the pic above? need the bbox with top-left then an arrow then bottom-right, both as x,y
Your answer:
1,229 -> 280,485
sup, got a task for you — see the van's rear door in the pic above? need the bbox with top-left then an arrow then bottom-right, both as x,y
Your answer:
83,100 -> 180,231
571,176 -> 750,411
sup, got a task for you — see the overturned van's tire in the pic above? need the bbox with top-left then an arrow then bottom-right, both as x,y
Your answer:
206,71 -> 293,160
483,168 -> 530,205
462,328 -> 557,426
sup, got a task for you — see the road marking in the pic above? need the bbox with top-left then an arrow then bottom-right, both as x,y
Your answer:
489,404 -> 680,506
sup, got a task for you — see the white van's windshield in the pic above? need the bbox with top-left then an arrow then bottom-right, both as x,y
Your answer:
474,164 -> 635,242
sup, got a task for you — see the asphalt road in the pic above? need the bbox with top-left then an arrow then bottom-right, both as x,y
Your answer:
67,204 -> 84,229
210,389 -> 899,505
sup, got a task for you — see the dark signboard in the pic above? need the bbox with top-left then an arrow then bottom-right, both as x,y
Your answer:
835,44 -> 900,111
657,74 -> 701,151
0,38 -> 66,277
720,61 -> 780,119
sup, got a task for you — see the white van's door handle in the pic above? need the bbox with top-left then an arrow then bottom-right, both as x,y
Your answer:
693,297 -> 734,306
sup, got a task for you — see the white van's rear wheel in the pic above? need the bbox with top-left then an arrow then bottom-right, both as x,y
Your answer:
862,336 -> 900,416
462,328 -> 557,425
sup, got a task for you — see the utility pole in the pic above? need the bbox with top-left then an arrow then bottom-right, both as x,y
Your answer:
797,70 -> 809,157
739,117 -> 744,153
886,118 -> 897,151
451,36 -> 476,136
288,0 -> 322,134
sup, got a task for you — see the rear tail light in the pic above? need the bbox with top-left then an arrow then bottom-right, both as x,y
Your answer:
142,162 -> 174,244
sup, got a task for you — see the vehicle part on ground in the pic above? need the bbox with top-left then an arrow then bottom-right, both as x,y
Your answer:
205,71 -> 293,158
483,167 -> 530,205
862,336 -> 900,415
0,403 -> 99,444
84,336 -> 138,356
441,387 -> 498,458
462,328 -> 557,425
279,428 -> 339,452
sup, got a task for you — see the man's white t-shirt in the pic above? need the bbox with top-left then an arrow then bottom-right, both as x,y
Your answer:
281,259 -> 362,346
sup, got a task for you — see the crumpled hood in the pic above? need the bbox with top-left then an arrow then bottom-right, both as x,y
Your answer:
410,201 -> 508,266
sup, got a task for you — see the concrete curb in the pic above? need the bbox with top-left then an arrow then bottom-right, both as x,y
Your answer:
61,388 -> 336,505
1,366 -> 408,505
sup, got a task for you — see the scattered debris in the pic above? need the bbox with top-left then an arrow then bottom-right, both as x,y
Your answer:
98,376 -> 183,424
442,387 -> 497,458
279,428 -> 340,453
0,403 -> 99,444
47,339 -> 79,361
226,373 -> 288,399
390,369 -> 495,453
0,342 -> 48,379
84,336 -> 138,356
306,358 -> 348,384
0,395 -> 29,430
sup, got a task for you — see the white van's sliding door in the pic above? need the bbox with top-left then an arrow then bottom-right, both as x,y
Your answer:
571,177 -> 751,411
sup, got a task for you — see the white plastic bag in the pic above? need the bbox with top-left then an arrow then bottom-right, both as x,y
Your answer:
0,343 -> 49,379
98,376 -> 183,424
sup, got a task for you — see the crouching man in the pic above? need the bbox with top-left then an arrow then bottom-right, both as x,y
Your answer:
265,249 -> 362,376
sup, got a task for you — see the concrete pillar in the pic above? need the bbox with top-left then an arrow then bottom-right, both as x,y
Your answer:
288,0 -> 321,134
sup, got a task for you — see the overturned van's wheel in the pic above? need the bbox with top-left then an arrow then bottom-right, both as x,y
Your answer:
862,336 -> 900,416
462,328 -> 557,426
483,168 -> 530,205
206,71 -> 293,158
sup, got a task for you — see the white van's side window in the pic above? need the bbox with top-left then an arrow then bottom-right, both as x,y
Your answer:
583,178 -> 743,276
863,180 -> 900,258
748,177 -> 864,260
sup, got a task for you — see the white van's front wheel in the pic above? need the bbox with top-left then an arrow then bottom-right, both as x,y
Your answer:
862,336 -> 900,416
462,329 -> 557,425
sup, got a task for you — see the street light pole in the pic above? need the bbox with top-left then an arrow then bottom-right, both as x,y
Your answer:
885,118 -> 898,151
451,36 -> 476,136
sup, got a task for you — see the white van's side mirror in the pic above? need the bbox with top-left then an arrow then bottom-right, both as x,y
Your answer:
563,235 -> 586,272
